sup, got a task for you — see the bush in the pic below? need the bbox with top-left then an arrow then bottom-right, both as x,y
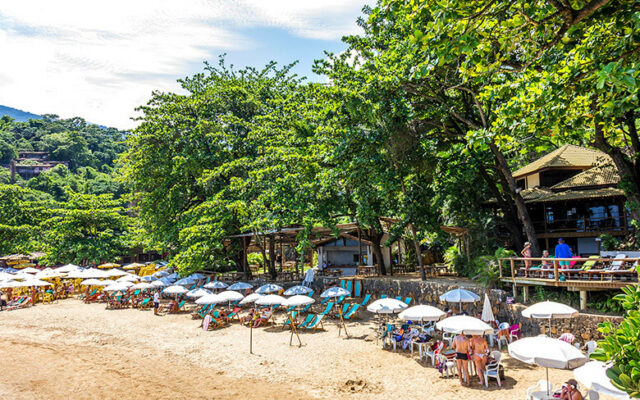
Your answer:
247,252 -> 264,267
599,234 -> 620,251
591,284 -> 640,397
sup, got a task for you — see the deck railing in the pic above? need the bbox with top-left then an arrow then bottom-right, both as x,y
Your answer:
498,256 -> 640,284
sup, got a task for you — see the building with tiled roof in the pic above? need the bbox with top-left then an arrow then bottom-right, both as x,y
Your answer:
506,145 -> 629,254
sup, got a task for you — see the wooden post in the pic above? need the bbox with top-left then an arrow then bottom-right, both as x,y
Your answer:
279,240 -> 284,272
498,259 -> 503,278
357,222 -> 362,268
522,285 -> 529,303
465,235 -> 471,263
579,290 -> 587,310
553,260 -> 559,283
389,245 -> 394,276
509,259 -> 515,279
242,236 -> 248,278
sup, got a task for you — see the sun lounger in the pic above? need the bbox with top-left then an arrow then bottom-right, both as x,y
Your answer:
319,297 -> 330,305
138,298 -> 150,309
172,300 -> 186,313
305,314 -> 324,332
282,311 -> 298,330
227,307 -> 241,321
354,281 -> 362,297
319,302 -> 334,316
404,297 -> 412,305
253,310 -> 273,327
344,304 -> 360,319
360,294 -> 371,307
380,295 -> 387,299
300,304 -> 312,313
7,296 -> 29,310
395,296 -> 402,301
306,290 -> 314,297
297,314 -> 315,328
335,303 -> 350,318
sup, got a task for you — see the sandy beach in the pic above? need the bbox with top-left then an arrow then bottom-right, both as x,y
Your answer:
0,300 -> 606,400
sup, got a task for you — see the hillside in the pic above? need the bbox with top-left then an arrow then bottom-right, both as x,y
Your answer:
0,105 -> 42,122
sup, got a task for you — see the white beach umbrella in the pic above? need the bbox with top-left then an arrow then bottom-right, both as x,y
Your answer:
509,336 -> 587,396
122,262 -> 145,270
104,268 -> 128,277
399,305 -> 445,322
522,301 -> 578,336
522,301 -> 578,319
21,278 -> 52,287
0,272 -> 15,280
103,282 -> 131,292
256,283 -> 283,294
367,298 -> 408,314
574,361 -> 630,400
36,269 -> 64,279
481,293 -> 495,323
151,279 -> 168,288
320,286 -> 350,298
0,280 -> 16,288
163,285 -> 188,295
81,278 -> 106,286
239,293 -> 263,305
204,281 -> 228,290
255,294 -> 285,306
283,285 -> 312,296
186,288 -> 213,299
21,267 -> 39,274
175,277 -> 197,286
188,273 -> 206,280
217,290 -> 244,302
435,315 -> 494,335
283,295 -> 315,308
195,293 -> 223,305
56,263 -> 81,273
228,282 -> 253,291
165,273 -> 180,280
439,288 -> 480,312
82,268 -> 111,279
140,276 -> 155,282
116,274 -> 140,282
131,282 -> 153,290
97,279 -> 116,286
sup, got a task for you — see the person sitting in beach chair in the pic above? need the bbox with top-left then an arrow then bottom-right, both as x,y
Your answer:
240,308 -> 257,324
253,307 -> 273,327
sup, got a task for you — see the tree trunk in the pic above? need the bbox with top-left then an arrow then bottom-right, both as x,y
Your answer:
489,141 -> 541,256
363,226 -> 387,275
268,236 -> 277,280
409,224 -> 426,280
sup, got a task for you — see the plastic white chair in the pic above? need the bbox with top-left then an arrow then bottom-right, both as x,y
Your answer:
584,340 -> 597,356
436,354 -> 457,379
484,350 -> 502,387
586,390 -> 600,400
526,380 -> 553,400
423,341 -> 444,366
442,332 -> 455,348
509,324 -> 521,343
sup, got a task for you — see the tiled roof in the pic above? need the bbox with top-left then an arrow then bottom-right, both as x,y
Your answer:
529,187 -> 625,203
551,164 -> 620,189
513,145 -> 611,178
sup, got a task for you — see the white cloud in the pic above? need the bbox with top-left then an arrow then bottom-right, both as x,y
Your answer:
0,0 -> 365,129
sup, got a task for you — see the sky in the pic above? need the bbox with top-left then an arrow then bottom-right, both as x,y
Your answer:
0,0 -> 367,129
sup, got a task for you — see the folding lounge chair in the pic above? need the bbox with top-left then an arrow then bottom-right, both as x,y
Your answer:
319,297 -> 330,305
404,297 -> 412,305
306,290 -> 314,297
354,281 -> 362,297
345,281 -> 352,295
360,294 -> 371,307
297,314 -> 315,329
227,307 -> 241,322
300,304 -> 312,313
305,314 -> 324,332
335,303 -> 350,318
343,304 -> 360,320
138,298 -> 150,309
282,311 -> 298,330
335,296 -> 345,304
319,302 -> 334,316
395,296 -> 402,301
380,295 -> 387,299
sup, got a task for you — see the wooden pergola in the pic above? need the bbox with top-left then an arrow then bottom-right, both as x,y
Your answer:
440,225 -> 471,262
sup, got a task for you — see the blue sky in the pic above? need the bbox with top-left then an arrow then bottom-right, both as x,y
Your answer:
0,1 -> 367,129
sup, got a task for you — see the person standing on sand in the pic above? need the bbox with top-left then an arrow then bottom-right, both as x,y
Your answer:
470,335 -> 488,385
153,290 -> 160,315
453,334 -> 471,386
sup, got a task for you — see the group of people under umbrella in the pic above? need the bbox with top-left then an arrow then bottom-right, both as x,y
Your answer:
365,288 -> 628,399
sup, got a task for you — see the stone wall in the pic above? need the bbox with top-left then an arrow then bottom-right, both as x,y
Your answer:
312,276 -> 622,342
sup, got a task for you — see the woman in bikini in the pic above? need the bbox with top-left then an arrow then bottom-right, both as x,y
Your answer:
470,335 -> 489,385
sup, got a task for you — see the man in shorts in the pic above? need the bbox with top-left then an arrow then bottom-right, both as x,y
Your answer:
453,333 -> 471,386
153,290 -> 160,315
555,238 -> 573,267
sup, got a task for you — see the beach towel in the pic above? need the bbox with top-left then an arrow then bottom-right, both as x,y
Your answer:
203,315 -> 211,331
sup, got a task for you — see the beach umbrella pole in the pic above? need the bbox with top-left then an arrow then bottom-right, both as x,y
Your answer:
338,306 -> 348,338
288,312 -> 302,347
250,323 -> 253,354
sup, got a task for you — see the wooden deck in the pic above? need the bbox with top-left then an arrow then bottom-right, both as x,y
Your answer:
499,256 -> 639,308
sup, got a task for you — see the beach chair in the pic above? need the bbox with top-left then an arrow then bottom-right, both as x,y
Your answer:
138,298 -> 150,309
404,297 -> 412,305
285,306 -> 296,313
297,314 -> 315,329
380,295 -> 387,299
360,294 -> 371,307
335,296 -> 345,304
526,380 -> 553,400
300,304 -> 312,313
343,304 -> 360,320
7,297 -> 28,310
282,311 -> 298,330
174,300 -> 186,313
380,324 -> 395,348
319,297 -> 330,305
305,314 -> 324,332
345,280 -> 352,295
395,296 -> 402,301
335,303 -> 350,318
319,302 -> 334,316
83,289 -> 98,303
306,290 -> 314,297
354,281 -> 362,297
484,351 -> 502,387
436,353 -> 457,379
253,310 -> 273,327
227,307 -> 241,322
423,341 -> 444,366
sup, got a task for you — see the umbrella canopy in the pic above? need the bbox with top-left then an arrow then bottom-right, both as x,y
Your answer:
175,277 -> 197,286
140,276 -> 155,282
436,315 -> 494,335
81,278 -> 107,286
481,293 -> 496,323
321,286 -> 350,298
151,279 -> 169,287
255,294 -> 285,306
256,283 -> 283,294
239,293 -> 263,305
20,278 -> 53,287
195,294 -> 223,305
131,282 -> 153,290
152,270 -> 169,278
104,269 -> 128,277
103,282 -> 131,292
186,288 -> 213,298
163,285 -> 188,295
508,336 -> 587,369
0,280 -> 16,288
283,295 -> 315,308
217,290 -> 244,302
82,268 -> 112,279
36,269 -> 65,279
522,301 -> 579,319
188,273 -> 206,280
98,263 -> 120,269
122,262 -> 145,270
204,281 -> 228,289
228,282 -> 253,291
574,361 -> 630,400
367,298 -> 408,314
439,288 -> 480,303
56,264 -> 81,273
0,272 -> 16,280
21,267 -> 39,274
165,273 -> 180,280
116,274 -> 140,282
399,305 -> 445,322
283,285 -> 313,296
